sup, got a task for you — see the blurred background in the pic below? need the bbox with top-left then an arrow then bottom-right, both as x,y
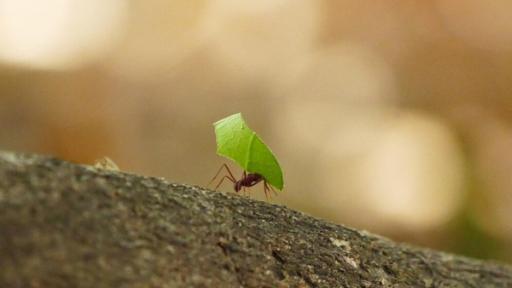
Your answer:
1,0 -> 511,263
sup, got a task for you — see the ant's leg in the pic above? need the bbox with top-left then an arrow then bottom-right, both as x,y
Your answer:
214,175 -> 236,190
264,181 -> 278,199
267,182 -> 278,196
208,163 -> 235,186
224,164 -> 237,182
263,182 -> 270,200
208,163 -> 236,188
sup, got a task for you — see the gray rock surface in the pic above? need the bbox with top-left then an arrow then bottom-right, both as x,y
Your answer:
1,151 -> 511,287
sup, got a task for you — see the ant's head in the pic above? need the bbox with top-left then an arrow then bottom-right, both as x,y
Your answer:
234,181 -> 242,192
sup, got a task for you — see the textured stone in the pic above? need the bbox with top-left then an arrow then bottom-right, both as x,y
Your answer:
0,151 -> 511,287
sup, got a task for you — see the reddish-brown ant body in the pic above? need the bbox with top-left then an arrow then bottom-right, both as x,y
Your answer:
209,164 -> 277,198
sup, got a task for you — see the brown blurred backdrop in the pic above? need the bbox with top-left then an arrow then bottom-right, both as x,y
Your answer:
1,0 -> 511,263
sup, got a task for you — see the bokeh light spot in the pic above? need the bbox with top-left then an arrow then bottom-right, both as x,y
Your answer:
0,0 -> 127,69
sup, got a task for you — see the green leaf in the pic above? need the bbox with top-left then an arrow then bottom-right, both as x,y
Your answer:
214,113 -> 284,190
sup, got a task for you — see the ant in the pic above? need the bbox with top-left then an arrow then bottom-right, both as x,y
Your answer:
208,164 -> 277,199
